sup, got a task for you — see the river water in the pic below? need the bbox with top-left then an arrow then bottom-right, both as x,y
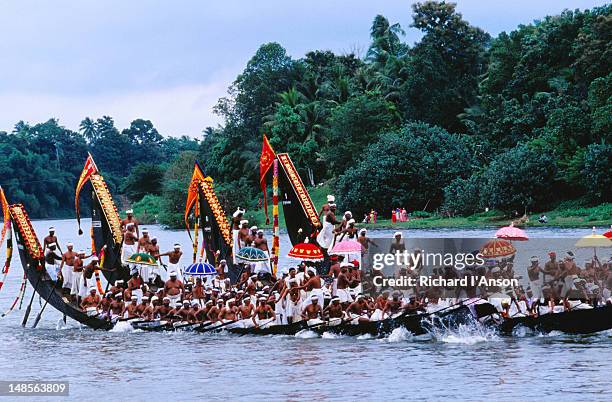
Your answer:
0,220 -> 610,401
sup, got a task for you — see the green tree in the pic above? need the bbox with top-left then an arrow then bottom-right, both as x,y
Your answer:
121,163 -> 166,202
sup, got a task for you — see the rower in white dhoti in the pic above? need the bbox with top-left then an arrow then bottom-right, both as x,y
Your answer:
231,208 -> 245,264
122,223 -> 138,264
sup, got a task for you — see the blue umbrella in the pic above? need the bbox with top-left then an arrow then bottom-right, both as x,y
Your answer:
184,262 -> 217,277
236,247 -> 268,262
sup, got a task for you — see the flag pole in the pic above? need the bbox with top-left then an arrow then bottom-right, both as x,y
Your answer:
272,159 -> 280,276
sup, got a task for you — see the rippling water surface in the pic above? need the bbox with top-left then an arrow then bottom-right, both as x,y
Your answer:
0,220 -> 610,401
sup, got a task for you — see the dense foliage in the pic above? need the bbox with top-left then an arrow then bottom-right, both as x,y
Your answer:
1,2 -> 610,223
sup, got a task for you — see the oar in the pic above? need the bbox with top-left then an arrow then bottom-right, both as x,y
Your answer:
32,296 -> 51,328
21,276 -> 43,327
253,317 -> 275,329
198,318 -> 241,333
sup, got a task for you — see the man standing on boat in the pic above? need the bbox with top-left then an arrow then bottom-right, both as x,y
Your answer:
121,209 -> 139,238
159,244 -> 182,278
231,208 -> 245,264
253,229 -> 271,273
317,203 -> 340,251
318,195 -> 335,219
237,220 -> 250,250
58,242 -> 77,293
137,228 -> 152,253
164,271 -> 184,307
43,227 -> 62,253
122,223 -> 138,264
44,243 -> 62,282
527,256 -> 544,299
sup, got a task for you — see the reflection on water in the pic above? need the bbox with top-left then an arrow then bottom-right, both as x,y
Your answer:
0,219 -> 610,400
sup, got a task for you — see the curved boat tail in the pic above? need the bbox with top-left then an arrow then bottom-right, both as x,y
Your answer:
75,154 -> 127,284
276,153 -> 321,245
198,178 -> 238,281
8,204 -> 111,330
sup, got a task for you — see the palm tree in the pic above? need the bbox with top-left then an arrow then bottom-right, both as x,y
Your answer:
79,117 -> 97,143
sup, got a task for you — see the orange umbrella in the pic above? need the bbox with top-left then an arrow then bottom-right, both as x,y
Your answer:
480,239 -> 517,258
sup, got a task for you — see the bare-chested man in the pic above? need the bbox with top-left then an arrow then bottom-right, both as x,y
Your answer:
99,292 -> 113,319
81,287 -> 101,314
239,297 -> 255,320
237,220 -> 250,250
301,295 -> 323,322
336,264 -> 354,306
318,194 -> 335,219
121,209 -> 139,238
252,297 -> 276,328
218,299 -> 239,322
154,297 -> 173,319
136,296 -> 149,316
159,244 -> 182,275
123,295 -> 140,319
295,267 -> 323,306
207,299 -> 224,322
122,223 -> 138,263
44,243 -> 62,282
59,242 -> 77,293
142,296 -> 159,320
43,227 -> 61,253
383,293 -> 403,318
164,272 -> 184,307
357,229 -> 378,257
346,295 -> 372,323
527,256 -> 544,299
138,228 -> 151,253
188,303 -> 206,323
323,296 -> 344,320
110,293 -> 125,319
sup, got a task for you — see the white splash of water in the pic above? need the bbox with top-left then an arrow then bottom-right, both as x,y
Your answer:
109,321 -> 133,333
321,332 -> 345,339
357,333 -> 373,340
385,327 -> 413,343
295,329 -> 319,339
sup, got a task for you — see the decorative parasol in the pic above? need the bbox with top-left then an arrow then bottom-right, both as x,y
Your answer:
575,227 -> 612,257
330,240 -> 363,255
288,240 -> 324,261
495,222 -> 528,241
603,228 -> 612,239
127,253 -> 158,266
184,262 -> 217,277
236,247 -> 269,262
480,239 -> 516,259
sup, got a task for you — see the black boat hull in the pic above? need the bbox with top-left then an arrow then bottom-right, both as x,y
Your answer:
499,305 -> 612,335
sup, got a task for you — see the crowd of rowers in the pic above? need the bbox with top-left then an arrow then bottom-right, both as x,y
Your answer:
78,256 -> 430,329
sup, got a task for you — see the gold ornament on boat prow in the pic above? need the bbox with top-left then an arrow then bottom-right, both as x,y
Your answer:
199,178 -> 232,247
89,174 -> 123,245
277,153 -> 320,227
8,204 -> 43,260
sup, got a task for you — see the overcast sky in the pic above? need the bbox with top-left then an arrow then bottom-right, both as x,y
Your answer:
0,0 -> 607,137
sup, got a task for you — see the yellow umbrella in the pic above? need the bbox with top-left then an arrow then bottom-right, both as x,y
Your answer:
574,227 -> 612,257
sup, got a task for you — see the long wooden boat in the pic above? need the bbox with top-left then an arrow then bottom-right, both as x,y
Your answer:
8,204 -> 112,330
497,304 -> 612,335
128,302 -> 612,337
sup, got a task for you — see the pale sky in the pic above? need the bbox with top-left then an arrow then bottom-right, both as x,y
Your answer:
0,0 -> 607,137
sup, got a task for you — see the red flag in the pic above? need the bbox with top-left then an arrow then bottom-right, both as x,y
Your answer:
75,153 -> 99,235
260,134 -> 276,224
0,186 -> 10,246
185,161 -> 206,238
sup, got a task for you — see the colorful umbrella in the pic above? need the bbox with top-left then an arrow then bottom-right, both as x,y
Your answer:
479,239 -> 516,259
184,262 -> 217,276
603,229 -> 612,239
495,223 -> 528,241
236,247 -> 269,262
288,241 -> 324,261
127,253 -> 158,266
330,240 -> 363,255
575,228 -> 612,257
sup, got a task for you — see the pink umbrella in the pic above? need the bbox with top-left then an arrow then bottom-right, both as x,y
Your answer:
495,222 -> 528,241
330,240 -> 363,254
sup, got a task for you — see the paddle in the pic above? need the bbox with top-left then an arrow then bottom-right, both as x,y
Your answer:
21,276 -> 43,327
32,296 -> 51,328
198,318 -> 241,333
253,317 -> 276,329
